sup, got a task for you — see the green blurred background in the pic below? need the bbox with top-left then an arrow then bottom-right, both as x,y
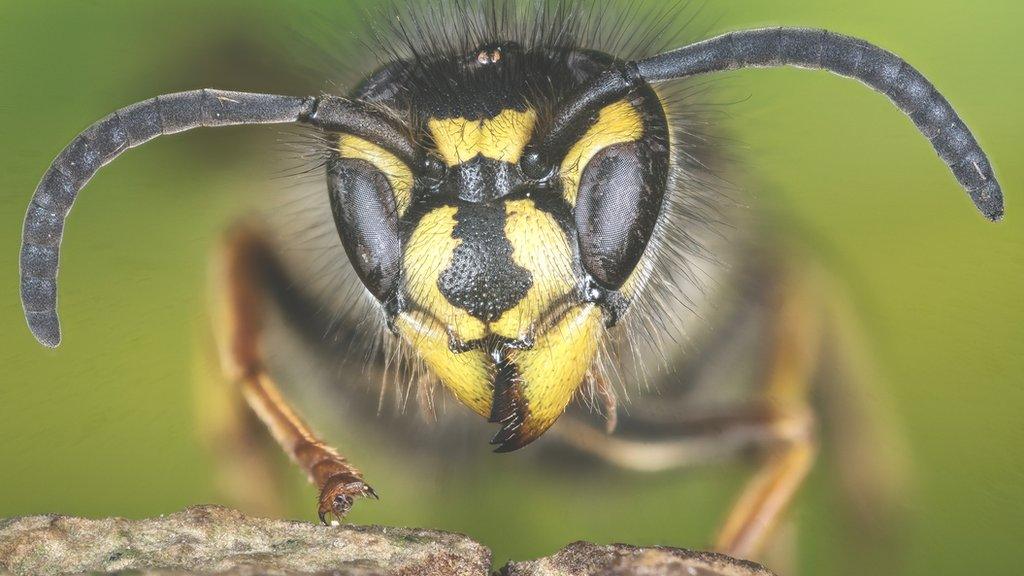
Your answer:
1,1 -> 1021,574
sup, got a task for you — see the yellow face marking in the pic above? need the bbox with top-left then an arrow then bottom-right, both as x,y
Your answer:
337,134 -> 414,216
399,205 -> 491,415
397,199 -> 596,425
401,205 -> 488,341
380,99 -> 656,439
560,99 -> 644,205
510,304 -> 603,437
490,199 -> 576,340
428,109 -> 537,166
395,311 -> 492,417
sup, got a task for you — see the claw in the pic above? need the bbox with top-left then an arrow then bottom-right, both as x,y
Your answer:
317,475 -> 379,525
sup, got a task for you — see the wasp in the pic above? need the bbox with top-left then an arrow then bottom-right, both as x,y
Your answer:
18,0 -> 1002,562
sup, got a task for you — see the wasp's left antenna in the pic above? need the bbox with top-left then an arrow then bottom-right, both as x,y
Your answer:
525,27 -> 1004,223
20,89 -> 421,348
639,28 -> 1004,221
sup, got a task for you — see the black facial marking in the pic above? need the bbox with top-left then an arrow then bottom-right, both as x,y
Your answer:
438,202 -> 532,322
449,332 -> 534,354
356,47 -> 610,121
488,351 -> 531,453
438,156 -> 525,203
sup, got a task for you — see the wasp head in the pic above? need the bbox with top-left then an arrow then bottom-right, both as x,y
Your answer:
327,41 -> 670,450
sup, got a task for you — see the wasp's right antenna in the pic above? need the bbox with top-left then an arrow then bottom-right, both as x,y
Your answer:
20,89 -> 423,348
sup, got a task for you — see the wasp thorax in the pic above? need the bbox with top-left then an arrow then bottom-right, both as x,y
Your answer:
327,42 -> 671,450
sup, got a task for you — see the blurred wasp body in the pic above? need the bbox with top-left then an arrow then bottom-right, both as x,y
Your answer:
19,1 -> 1002,560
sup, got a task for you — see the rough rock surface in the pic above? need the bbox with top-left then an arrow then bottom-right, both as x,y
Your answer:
502,541 -> 775,576
0,506 -> 489,576
0,506 -> 774,576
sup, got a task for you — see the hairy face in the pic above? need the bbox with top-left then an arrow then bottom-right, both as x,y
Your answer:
328,42 -> 670,450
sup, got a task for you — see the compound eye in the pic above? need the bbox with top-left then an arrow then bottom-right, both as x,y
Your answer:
327,156 -> 402,302
574,141 -> 664,290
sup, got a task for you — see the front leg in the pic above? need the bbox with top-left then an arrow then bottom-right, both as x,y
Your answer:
216,224 -> 377,524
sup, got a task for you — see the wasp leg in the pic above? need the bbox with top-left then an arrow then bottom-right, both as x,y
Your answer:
215,224 -> 376,525
713,273 -> 822,560
551,406 -> 803,472
554,270 -> 822,560
712,409 -> 817,559
193,337 -> 288,517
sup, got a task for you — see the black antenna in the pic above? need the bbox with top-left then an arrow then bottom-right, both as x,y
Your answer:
526,27 -> 1004,222
20,89 -> 422,347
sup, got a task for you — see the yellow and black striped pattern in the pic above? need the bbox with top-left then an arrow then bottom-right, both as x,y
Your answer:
560,99 -> 644,205
337,134 -> 414,216
341,98 -> 650,442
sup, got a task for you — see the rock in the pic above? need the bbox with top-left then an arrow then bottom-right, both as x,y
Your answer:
0,505 -> 490,576
0,506 -> 774,576
501,542 -> 775,576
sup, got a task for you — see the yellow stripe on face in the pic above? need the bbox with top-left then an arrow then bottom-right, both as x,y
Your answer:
428,109 -> 537,166
337,134 -> 414,217
398,202 -> 605,434
402,206 -> 488,341
399,206 -> 491,415
395,311 -> 493,417
510,304 -> 603,438
560,99 -> 644,205
491,199 -> 576,341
